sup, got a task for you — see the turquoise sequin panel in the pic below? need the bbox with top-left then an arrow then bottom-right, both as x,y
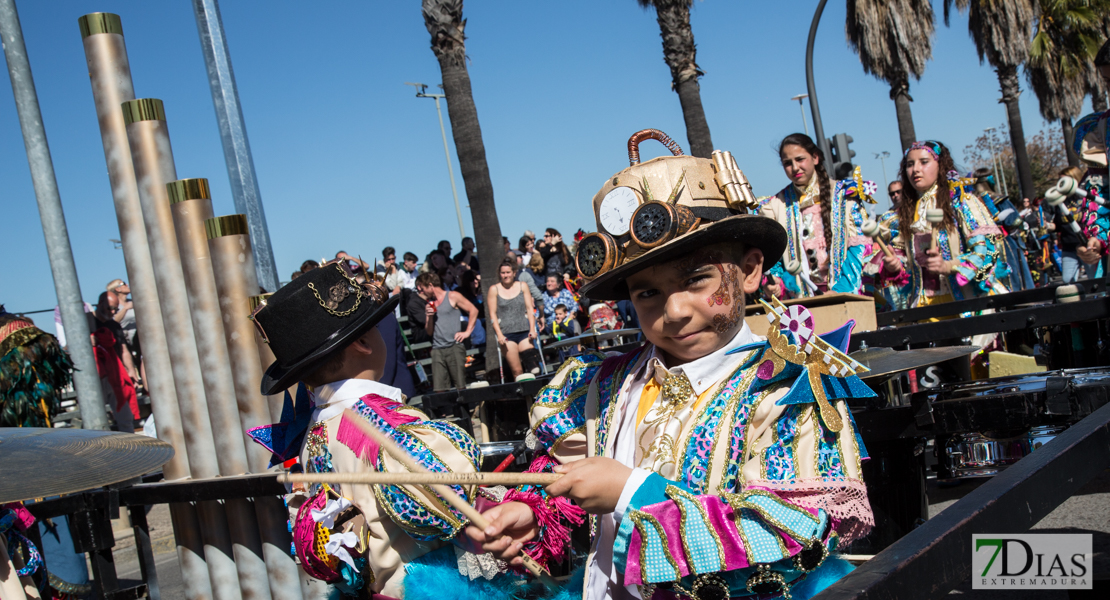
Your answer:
671,492 -> 722,574
745,494 -> 823,541
637,516 -> 679,584
739,508 -> 786,564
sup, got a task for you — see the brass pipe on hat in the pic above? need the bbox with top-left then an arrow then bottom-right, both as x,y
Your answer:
124,100 -> 250,600
78,15 -> 209,600
168,181 -> 275,600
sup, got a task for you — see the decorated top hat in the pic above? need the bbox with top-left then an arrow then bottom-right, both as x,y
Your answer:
253,261 -> 399,395
576,129 -> 788,300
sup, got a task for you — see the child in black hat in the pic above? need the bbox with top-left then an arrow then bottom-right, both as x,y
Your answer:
465,131 -> 876,600
249,261 -> 516,598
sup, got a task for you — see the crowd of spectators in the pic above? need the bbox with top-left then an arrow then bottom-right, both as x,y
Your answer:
292,227 -> 640,392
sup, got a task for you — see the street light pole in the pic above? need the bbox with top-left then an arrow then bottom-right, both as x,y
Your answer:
406,82 -> 465,239
805,0 -> 834,178
873,151 -> 890,190
791,94 -> 809,136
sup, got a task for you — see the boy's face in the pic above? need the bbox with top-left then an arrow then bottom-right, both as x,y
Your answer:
626,244 -> 763,366
555,308 -> 567,321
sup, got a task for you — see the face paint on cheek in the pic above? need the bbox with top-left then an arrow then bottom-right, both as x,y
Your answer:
707,263 -> 731,307
711,265 -> 745,334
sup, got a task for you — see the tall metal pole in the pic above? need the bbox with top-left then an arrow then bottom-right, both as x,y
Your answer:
792,94 -> 809,136
433,96 -> 466,239
0,0 -> 108,430
191,0 -> 279,293
805,0 -> 834,178
124,99 -> 243,600
408,83 -> 466,239
78,17 -> 212,599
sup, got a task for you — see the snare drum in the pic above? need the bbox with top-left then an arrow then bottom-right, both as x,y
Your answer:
943,425 -> 1066,478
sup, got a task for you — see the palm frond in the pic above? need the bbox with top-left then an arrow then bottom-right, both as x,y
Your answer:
846,0 -> 936,84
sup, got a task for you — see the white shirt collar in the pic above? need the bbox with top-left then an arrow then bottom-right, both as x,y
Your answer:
311,378 -> 404,422
637,321 -> 763,395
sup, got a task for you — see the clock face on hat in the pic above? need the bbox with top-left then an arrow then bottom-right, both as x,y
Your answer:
599,187 -> 639,236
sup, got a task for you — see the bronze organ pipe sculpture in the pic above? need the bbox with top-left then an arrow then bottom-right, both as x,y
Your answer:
124,98 -> 245,600
207,214 -> 303,600
77,14 -> 212,599
168,179 -> 273,600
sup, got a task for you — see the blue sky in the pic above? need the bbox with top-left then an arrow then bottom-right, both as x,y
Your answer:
1,1 -> 1088,330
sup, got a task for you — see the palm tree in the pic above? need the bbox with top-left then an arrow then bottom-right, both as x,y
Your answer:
846,0 -> 936,153
1027,0 -> 1107,167
636,0 -> 713,158
945,0 -> 1038,201
422,0 -> 504,376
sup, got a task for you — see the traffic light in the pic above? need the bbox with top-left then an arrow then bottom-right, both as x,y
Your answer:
827,133 -> 856,179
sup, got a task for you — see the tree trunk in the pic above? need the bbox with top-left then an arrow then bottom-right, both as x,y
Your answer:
432,55 -> 504,379
675,77 -> 713,157
890,77 -> 916,153
1093,86 -> 1108,113
1062,117 -> 1080,168
998,65 -> 1036,202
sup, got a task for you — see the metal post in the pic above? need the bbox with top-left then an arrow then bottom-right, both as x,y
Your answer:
191,0 -> 279,293
124,99 -> 243,600
408,83 -> 466,238
168,181 -> 271,600
804,0 -> 834,178
434,96 -> 466,239
791,94 -> 809,136
0,0 -> 109,430
78,13 -> 189,479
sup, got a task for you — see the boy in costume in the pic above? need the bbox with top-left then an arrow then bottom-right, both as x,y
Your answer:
248,262 -> 518,599
467,130 -> 875,600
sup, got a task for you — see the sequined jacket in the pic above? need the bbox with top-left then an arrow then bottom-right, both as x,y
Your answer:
759,169 -> 876,298
898,180 -> 1009,306
518,319 -> 875,598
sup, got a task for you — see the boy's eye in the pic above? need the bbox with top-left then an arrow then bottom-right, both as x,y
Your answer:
636,289 -> 659,299
686,274 -> 711,287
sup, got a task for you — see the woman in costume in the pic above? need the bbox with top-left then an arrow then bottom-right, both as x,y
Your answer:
760,134 -> 877,298
971,168 -> 1035,291
890,141 -> 1009,308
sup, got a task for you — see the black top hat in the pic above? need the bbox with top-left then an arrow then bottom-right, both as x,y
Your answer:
254,262 -> 399,395
576,129 -> 787,300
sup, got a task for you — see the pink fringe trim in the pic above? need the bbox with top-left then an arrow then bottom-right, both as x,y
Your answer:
336,394 -> 419,462
501,455 -> 586,571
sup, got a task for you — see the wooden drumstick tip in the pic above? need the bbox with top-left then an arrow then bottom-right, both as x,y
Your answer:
925,209 -> 944,251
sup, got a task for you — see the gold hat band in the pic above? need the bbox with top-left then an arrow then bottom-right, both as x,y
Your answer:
78,13 -> 122,38
122,99 -> 165,125
167,178 -> 210,204
206,214 -> 249,240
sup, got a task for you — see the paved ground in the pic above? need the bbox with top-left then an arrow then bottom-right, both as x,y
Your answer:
101,470 -> 1109,600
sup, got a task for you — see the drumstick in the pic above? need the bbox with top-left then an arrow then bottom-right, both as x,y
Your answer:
339,409 -> 556,584
926,209 -> 945,253
860,220 -> 895,260
278,471 -> 561,486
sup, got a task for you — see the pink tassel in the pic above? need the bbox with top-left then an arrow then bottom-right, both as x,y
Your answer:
336,394 -> 420,462
500,455 -> 586,569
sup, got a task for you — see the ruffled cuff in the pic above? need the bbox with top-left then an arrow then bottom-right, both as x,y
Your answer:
870,248 -> 910,288
613,483 -> 830,586
504,454 -> 585,572
954,234 -> 1007,292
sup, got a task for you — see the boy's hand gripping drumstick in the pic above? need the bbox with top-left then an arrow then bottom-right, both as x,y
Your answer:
339,408 -> 557,585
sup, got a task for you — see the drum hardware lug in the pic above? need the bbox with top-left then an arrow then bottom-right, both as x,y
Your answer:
913,443 -> 925,456
1043,377 -> 1072,416
913,396 -> 935,426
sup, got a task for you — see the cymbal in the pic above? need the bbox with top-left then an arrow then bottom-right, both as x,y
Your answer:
0,428 -> 174,504
545,328 -> 641,350
850,345 -> 981,381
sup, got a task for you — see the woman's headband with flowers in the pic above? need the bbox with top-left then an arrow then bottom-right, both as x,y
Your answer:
906,140 -> 942,160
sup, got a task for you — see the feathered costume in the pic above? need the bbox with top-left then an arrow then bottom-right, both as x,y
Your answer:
0,311 -> 73,428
